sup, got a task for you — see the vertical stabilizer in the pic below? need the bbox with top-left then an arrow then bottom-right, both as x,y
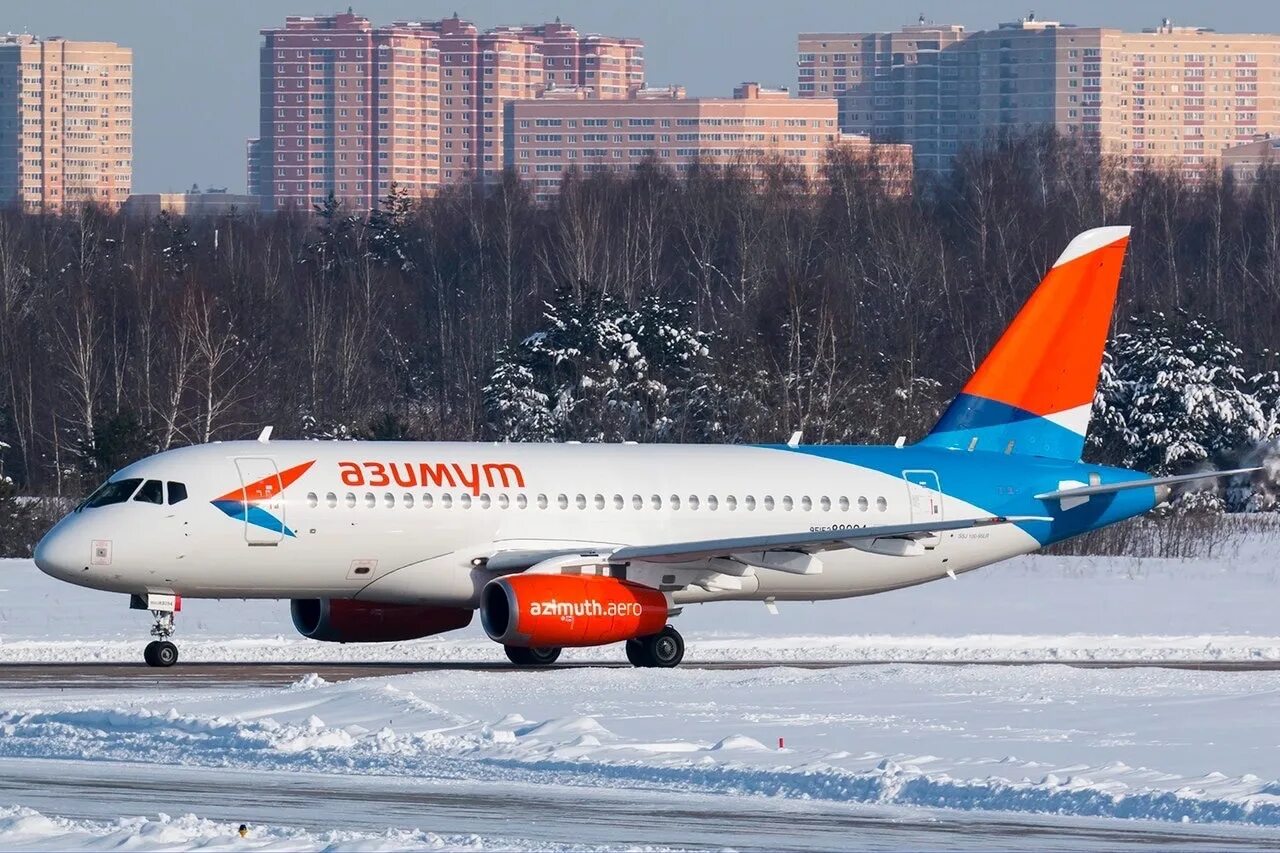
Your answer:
920,226 -> 1131,460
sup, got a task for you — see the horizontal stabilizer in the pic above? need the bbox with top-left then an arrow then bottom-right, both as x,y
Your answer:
1034,467 -> 1260,501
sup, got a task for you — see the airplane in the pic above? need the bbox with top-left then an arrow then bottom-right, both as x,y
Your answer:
33,226 -> 1255,668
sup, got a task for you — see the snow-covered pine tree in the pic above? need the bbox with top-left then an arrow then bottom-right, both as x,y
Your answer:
1090,312 -> 1270,483
483,285 -> 716,443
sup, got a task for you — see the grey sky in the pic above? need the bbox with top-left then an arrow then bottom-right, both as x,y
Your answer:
10,1 -> 1280,192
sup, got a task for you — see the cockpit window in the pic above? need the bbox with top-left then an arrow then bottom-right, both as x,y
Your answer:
167,482 -> 188,505
133,480 -> 164,505
83,478 -> 143,508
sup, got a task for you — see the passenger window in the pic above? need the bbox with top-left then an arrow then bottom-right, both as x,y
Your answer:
745,495 -> 756,511
498,494 -> 509,509
631,494 -> 642,510
441,493 -> 454,509
383,492 -> 394,508
538,494 -> 549,509
422,493 -> 434,509
670,494 -> 681,510
650,494 -> 661,509
460,493 -> 473,509
306,492 -> 319,508
479,493 -> 491,509
557,494 -> 568,510
613,494 -> 624,510
575,494 -> 587,510
725,495 -> 737,511
707,495 -> 719,511
858,496 -> 869,512
876,496 -> 888,512
364,492 -> 376,508
820,496 -> 831,512
166,482 -> 188,505
688,495 -> 699,510
801,496 -> 812,511
763,496 -> 775,511
516,494 -> 528,509
133,480 -> 163,505
325,492 -> 337,508
838,496 -> 849,512
344,493 -> 357,508
403,493 -> 415,508
594,494 -> 606,510
782,496 -> 793,511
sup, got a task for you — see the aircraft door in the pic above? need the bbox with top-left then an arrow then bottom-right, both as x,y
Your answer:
902,470 -> 944,523
234,457 -> 285,545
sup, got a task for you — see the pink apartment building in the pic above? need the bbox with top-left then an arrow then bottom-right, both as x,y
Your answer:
505,82 -> 912,202
256,12 -> 643,211
0,34 -> 132,211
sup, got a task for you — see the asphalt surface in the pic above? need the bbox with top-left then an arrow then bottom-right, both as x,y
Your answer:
2,659 -> 1279,688
1,758 -> 1275,851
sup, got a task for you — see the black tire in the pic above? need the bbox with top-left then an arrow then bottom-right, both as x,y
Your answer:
505,645 -> 562,666
643,626 -> 684,668
144,640 -> 178,668
625,639 -> 649,667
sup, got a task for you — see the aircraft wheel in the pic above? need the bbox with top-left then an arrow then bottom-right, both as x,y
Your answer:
505,645 -> 561,666
640,626 -> 684,668
625,638 -> 649,667
144,640 -> 178,668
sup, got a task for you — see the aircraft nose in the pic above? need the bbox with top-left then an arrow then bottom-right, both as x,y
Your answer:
34,522 -> 87,581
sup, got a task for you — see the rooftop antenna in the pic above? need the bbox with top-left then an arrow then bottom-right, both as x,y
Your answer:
918,13 -> 926,25
1028,10 -> 1036,22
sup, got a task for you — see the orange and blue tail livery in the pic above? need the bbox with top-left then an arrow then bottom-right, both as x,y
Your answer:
921,226 -> 1131,460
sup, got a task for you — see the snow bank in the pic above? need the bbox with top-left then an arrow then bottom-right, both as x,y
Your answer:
3,665 -> 1279,831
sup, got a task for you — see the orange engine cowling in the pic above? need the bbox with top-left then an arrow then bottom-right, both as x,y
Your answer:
291,598 -> 473,643
481,574 -> 669,648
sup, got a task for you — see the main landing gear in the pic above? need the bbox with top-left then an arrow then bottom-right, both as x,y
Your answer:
626,625 -> 685,668
505,645 -> 562,666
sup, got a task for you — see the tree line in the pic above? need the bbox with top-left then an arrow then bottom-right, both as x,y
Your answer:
4,128 -> 1280,511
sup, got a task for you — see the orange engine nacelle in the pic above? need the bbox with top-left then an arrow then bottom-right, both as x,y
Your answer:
481,574 -> 669,648
291,598 -> 473,643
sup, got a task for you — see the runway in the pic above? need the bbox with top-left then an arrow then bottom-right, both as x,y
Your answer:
3,659 -> 1280,688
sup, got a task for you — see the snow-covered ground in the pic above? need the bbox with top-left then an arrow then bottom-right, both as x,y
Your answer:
3,544 -> 1280,849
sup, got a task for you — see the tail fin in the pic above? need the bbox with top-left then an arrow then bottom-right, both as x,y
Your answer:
920,226 -> 1131,460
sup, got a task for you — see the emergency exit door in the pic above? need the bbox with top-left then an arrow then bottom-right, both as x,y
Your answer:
902,469 -> 944,523
234,457 -> 285,545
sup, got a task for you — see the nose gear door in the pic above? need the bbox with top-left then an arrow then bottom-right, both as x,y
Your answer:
234,457 -> 285,545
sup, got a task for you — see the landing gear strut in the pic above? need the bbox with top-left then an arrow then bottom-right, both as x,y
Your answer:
505,645 -> 562,666
626,625 -> 684,668
143,609 -> 179,668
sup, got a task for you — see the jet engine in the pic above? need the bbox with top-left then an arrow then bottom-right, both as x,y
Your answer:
290,598 -> 473,643
480,574 -> 668,648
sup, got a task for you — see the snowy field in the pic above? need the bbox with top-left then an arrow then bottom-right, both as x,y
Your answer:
3,545 -> 1280,849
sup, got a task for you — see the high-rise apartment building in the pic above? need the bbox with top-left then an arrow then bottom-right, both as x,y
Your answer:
506,83 -> 911,202
255,12 -> 643,211
0,34 -> 132,211
799,17 -> 1280,179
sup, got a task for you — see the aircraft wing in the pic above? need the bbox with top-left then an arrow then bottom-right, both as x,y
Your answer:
607,515 -> 1050,565
476,515 -> 1050,575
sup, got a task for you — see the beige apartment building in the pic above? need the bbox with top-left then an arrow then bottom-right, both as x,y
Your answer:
0,34 -> 132,211
799,17 -> 1280,179
505,82 -> 911,202
256,12 -> 643,211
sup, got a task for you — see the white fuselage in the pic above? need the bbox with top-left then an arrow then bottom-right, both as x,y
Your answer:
35,440 -> 1043,608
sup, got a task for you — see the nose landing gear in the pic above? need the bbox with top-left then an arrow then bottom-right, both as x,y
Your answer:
131,593 -> 181,668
